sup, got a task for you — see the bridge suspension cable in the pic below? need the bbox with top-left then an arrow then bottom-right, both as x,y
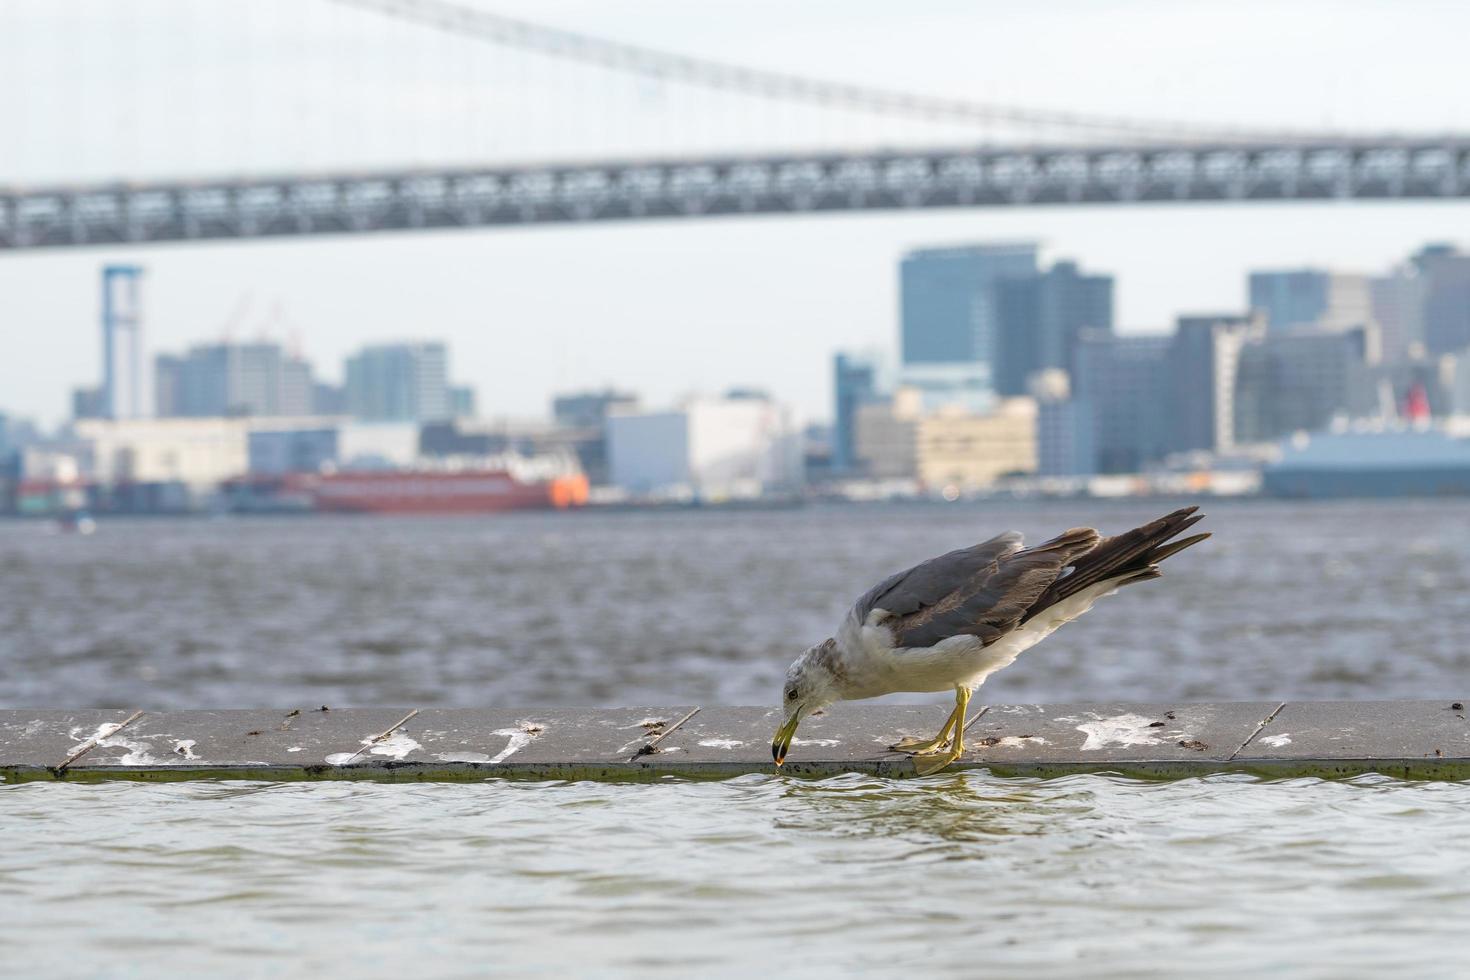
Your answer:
327,0 -> 1350,146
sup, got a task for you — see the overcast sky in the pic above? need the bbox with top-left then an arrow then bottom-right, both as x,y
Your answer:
4,0 -> 1470,427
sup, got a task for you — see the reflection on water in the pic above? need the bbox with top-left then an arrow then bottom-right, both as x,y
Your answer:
4,497 -> 1470,709
3,772 -> 1469,976
773,773 -> 1083,847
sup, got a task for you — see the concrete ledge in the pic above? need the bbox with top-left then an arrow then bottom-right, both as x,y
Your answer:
3,701 -> 1468,783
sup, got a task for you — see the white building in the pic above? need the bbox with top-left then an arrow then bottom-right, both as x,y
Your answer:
606,395 -> 801,500
68,415 -> 423,502
74,417 -> 255,497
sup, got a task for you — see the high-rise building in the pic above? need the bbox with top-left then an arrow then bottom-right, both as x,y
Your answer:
1414,245 -> 1470,356
831,352 -> 880,472
1073,331 -> 1173,474
1233,325 -> 1379,444
1371,266 -> 1426,365
154,355 -> 183,418
1169,313 -> 1262,454
1248,269 -> 1372,333
157,342 -> 315,418
343,342 -> 451,423
994,259 -> 1114,396
900,243 -> 1037,375
1029,370 -> 1094,478
281,355 -> 315,417
100,265 -> 148,419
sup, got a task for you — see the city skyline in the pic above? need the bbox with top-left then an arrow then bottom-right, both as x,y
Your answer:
10,230 -> 1464,513
7,223 -> 1470,430
6,1 -> 1470,427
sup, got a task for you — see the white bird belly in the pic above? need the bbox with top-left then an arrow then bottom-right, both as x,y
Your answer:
952,577 -> 1124,688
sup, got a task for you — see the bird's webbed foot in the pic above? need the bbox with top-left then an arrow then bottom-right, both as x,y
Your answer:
911,745 -> 965,776
888,733 -> 954,756
901,687 -> 971,774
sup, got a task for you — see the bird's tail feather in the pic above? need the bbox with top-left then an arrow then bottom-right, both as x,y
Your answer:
1021,506 -> 1208,623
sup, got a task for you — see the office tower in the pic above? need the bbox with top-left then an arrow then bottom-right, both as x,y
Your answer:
343,342 -> 451,422
1371,267 -> 1426,365
1414,245 -> 1470,356
994,259 -> 1114,396
1169,314 -> 1262,454
1073,331 -> 1173,474
154,355 -> 182,418
1248,269 -> 1372,333
1029,370 -> 1094,478
280,355 -> 315,416
101,265 -> 148,419
831,352 -> 880,472
900,243 -> 1038,373
157,342 -> 315,418
1233,325 -> 1378,443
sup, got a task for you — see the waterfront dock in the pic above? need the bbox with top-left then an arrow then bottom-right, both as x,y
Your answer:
3,701 -> 1467,783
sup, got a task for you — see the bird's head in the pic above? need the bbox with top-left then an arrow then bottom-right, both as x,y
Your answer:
772,638 -> 841,767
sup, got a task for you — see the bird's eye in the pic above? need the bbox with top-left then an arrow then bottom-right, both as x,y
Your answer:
786,690 -> 799,701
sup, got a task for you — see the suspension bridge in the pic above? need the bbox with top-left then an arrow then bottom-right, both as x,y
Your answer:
2,0 -> 1467,252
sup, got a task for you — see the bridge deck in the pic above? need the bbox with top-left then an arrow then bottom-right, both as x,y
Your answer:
3,701 -> 1467,782
5,138 -> 1469,251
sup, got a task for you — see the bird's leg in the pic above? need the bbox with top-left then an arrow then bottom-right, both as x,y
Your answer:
888,700 -> 961,755
913,687 -> 971,776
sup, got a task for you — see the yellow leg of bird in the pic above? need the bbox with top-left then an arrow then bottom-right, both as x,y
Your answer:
912,687 -> 970,776
888,700 -> 961,755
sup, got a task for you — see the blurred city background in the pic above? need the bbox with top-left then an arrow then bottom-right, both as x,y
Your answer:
4,0 -> 1470,707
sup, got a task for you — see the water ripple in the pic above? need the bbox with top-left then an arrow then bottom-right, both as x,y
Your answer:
4,773 -> 1470,976
6,499 -> 1470,708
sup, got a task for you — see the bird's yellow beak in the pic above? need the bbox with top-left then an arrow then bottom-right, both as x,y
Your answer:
772,715 -> 799,767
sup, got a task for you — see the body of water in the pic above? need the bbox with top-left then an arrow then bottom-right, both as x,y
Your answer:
6,499 -> 1470,976
4,773 -> 1470,977
4,498 -> 1470,709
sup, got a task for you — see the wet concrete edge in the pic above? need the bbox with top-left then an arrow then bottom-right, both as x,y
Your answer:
2,701 -> 1467,784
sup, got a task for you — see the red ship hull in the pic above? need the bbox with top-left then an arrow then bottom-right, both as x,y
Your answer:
282,471 -> 588,514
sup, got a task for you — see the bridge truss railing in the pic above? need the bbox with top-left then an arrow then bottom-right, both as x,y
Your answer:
3,138 -> 1467,250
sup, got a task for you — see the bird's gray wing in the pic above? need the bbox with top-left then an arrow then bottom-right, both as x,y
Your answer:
852,530 -> 1025,627
877,527 -> 1100,650
1021,506 -> 1206,623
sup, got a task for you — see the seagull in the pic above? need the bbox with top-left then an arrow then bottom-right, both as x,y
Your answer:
771,506 -> 1209,774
